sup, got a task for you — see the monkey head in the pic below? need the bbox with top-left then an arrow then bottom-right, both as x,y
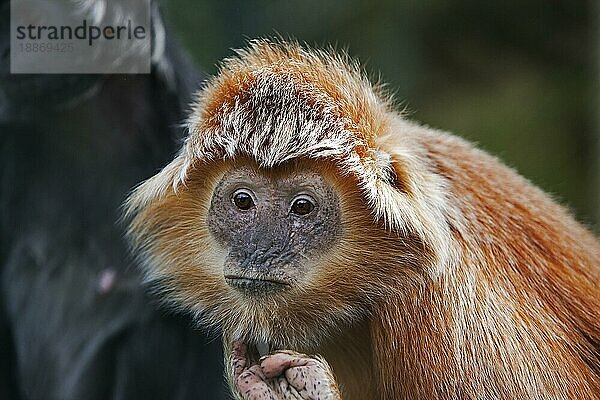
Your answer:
125,40 -> 448,354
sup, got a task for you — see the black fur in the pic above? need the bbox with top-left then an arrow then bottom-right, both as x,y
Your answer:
0,1 -> 227,399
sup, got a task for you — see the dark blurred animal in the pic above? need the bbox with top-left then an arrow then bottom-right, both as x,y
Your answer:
0,1 -> 227,399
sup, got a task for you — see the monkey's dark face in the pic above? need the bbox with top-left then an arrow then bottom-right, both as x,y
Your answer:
207,165 -> 342,296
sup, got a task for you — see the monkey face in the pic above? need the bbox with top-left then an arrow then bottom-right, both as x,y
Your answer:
207,164 -> 342,296
127,157 -> 423,350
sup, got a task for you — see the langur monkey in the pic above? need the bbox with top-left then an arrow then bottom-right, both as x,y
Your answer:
125,40 -> 600,399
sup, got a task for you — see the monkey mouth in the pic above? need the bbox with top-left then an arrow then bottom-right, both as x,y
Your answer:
225,275 -> 291,294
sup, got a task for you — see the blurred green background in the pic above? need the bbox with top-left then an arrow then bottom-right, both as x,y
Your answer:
163,0 -> 598,231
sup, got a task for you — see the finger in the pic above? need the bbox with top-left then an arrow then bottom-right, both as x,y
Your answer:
232,341 -> 248,378
285,365 -> 339,400
236,366 -> 271,399
260,352 -> 312,379
284,366 -> 309,391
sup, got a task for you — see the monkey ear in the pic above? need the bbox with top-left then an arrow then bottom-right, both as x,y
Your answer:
359,124 -> 456,274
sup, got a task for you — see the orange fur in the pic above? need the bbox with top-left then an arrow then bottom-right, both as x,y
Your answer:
126,40 -> 600,399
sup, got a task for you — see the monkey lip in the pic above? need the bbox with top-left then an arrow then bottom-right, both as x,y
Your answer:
224,275 -> 291,294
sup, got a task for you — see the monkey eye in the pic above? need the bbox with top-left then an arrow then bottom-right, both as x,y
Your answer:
290,196 -> 315,216
232,189 -> 255,211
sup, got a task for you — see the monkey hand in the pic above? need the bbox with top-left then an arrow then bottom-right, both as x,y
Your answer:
232,341 -> 342,400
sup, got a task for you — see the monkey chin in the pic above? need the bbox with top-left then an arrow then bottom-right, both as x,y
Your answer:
214,278 -> 368,366
224,276 -> 292,359
220,300 -> 297,365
